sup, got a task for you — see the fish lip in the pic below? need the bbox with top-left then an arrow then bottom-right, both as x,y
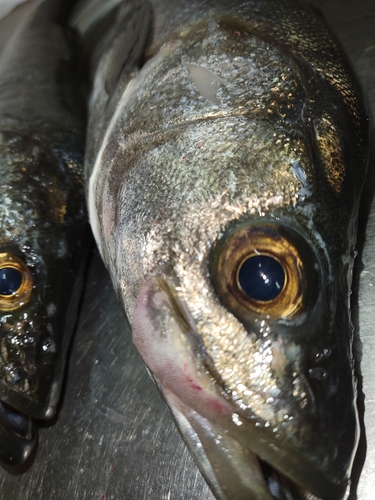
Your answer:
165,388 -> 325,500
162,378 -> 349,500
133,276 -> 353,500
0,400 -> 37,466
0,377 -> 56,419
160,374 -> 351,500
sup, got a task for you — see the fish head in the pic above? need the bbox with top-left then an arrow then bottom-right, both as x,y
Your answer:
119,113 -> 367,499
0,131 -> 89,465
87,3 -> 368,497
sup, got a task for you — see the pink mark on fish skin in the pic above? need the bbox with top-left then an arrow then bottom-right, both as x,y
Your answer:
209,398 -> 230,415
187,377 -> 202,391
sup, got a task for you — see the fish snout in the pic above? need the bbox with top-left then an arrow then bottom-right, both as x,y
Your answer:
132,275 -> 355,500
0,400 -> 36,466
0,323 -> 39,466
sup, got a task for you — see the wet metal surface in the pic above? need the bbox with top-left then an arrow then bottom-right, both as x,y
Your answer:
0,0 -> 374,498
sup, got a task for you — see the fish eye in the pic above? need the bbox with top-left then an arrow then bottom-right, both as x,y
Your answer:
0,253 -> 33,310
0,268 -> 23,295
210,224 -> 320,319
237,254 -> 285,302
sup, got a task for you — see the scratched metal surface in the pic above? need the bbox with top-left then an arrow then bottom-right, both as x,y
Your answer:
0,0 -> 374,499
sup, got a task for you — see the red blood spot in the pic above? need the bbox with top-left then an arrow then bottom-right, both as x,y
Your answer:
187,377 -> 202,391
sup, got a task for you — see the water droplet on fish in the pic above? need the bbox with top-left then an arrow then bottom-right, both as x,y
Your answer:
232,413 -> 243,426
42,341 -> 55,353
5,367 -> 22,386
22,335 -> 35,345
47,303 -> 57,317
323,348 -> 332,358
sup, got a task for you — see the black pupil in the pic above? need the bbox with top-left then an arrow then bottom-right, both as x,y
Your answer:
238,255 -> 285,301
0,268 -> 23,295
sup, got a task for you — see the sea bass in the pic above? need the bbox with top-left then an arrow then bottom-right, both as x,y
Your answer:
0,0 -> 90,465
71,0 -> 368,498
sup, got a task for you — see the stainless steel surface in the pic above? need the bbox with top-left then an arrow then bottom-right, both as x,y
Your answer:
0,0 -> 374,498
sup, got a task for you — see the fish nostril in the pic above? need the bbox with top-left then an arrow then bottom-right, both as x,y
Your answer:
308,367 -> 328,382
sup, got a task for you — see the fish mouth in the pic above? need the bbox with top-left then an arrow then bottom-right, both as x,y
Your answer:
132,276 -> 353,500
0,399 -> 36,466
165,388 -> 323,500
258,458 -> 319,500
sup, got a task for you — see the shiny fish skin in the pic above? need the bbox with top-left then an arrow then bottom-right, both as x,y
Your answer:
0,0 -> 90,465
73,0 -> 368,498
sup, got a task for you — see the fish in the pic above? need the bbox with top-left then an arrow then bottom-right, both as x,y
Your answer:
71,0 -> 368,498
0,0 -> 91,466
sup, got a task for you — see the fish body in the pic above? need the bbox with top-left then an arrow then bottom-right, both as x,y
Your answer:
73,0 -> 368,498
0,0 -> 90,465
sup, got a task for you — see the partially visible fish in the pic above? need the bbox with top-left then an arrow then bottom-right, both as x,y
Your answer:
72,0 -> 368,498
0,0 -> 29,21
0,0 -> 90,465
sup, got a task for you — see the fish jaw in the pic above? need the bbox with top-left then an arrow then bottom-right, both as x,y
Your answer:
0,400 -> 36,466
133,275 -> 356,500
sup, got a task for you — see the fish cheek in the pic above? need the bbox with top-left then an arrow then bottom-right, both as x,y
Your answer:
207,221 -> 342,412
132,275 -> 219,411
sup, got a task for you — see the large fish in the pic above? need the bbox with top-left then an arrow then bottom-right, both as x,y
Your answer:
71,0 -> 368,498
0,0 -> 90,466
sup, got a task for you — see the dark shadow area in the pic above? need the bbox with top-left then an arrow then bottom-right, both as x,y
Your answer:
350,108 -> 375,497
0,436 -> 39,475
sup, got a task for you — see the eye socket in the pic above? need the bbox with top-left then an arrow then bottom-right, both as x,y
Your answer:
210,224 -> 319,319
0,253 -> 33,311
